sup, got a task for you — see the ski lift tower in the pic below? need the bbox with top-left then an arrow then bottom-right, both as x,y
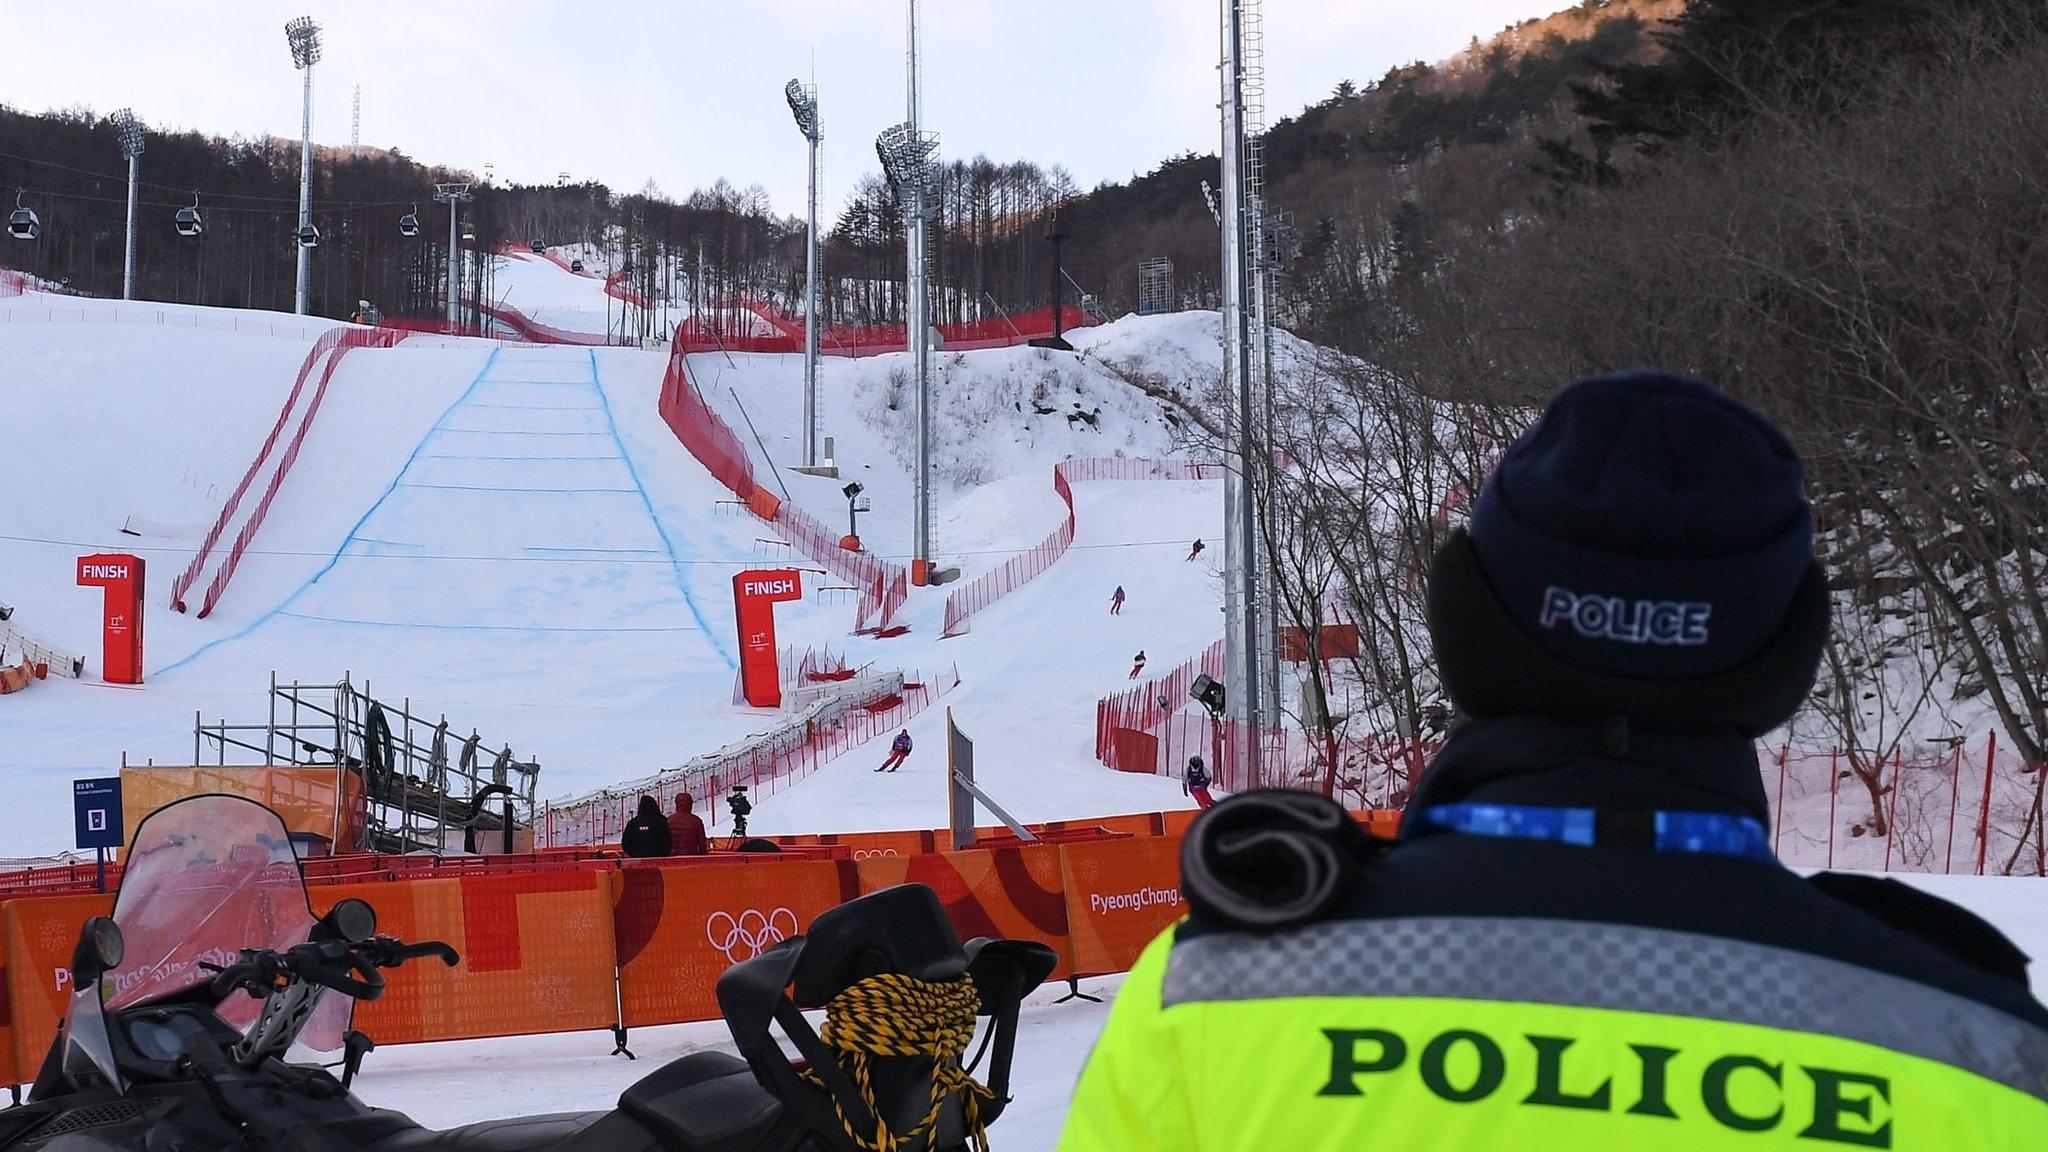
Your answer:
876,0 -> 941,586
285,16 -> 321,316
785,79 -> 824,471
434,182 -> 473,329
111,109 -> 143,301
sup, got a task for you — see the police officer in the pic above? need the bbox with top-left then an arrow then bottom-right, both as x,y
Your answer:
1061,373 -> 2048,1149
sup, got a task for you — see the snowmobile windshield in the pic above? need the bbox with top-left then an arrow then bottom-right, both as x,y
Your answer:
91,794 -> 349,1050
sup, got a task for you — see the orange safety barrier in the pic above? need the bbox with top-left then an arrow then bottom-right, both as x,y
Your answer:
613,858 -> 858,1028
1059,835 -> 1187,977
0,660 -> 35,695
317,870 -> 618,1045
2,892 -> 113,1080
0,806 -> 1412,1083
856,845 -> 1073,981
121,766 -> 367,851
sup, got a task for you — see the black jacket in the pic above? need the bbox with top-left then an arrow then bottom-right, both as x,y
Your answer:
621,813 -> 672,859
1184,716 -> 2048,1030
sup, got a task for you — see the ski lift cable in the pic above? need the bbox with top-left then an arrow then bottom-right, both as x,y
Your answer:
0,185 -> 447,219
0,149 -> 478,210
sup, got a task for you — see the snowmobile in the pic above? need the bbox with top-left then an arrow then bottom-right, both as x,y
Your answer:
0,795 -> 1056,1151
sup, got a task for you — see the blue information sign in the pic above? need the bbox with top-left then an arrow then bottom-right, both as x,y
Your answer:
73,777 -> 124,851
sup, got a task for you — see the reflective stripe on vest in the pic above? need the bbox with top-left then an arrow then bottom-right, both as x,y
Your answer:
1163,917 -> 2048,1103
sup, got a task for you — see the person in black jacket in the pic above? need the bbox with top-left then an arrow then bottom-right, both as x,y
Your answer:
620,794 -> 671,858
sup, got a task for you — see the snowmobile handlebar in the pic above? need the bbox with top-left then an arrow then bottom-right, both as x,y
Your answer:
201,935 -> 459,1004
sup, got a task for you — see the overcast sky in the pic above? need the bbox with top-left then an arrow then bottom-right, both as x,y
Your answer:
3,1 -> 1563,217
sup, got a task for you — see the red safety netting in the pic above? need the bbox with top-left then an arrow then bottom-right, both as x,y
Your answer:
170,326 -> 413,616
541,664 -> 961,847
1766,736 -> 2046,875
942,457 -> 1226,638
673,300 -> 1098,358
656,336 -> 908,632
0,266 -> 31,299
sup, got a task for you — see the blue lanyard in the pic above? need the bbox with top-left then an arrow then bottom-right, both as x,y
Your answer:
1417,802 -> 1776,863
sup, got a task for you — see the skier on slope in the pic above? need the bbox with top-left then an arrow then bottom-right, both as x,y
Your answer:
1186,539 -> 1205,562
1128,650 -> 1147,679
876,729 -> 913,773
1110,586 -> 1127,615
1182,755 -> 1214,809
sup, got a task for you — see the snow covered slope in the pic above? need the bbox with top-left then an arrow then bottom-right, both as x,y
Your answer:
0,300 -> 1243,852
490,251 -> 619,338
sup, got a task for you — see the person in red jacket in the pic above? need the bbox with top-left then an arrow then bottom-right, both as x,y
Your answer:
666,792 -> 709,856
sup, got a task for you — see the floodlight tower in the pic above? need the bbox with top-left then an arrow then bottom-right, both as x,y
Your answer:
111,109 -> 144,301
435,183 -> 473,328
876,0 -> 939,584
785,78 -> 822,470
285,16 -> 322,316
1217,0 -> 1262,781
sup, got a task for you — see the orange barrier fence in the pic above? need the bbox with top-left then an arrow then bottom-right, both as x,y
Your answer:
323,870 -> 619,1045
615,858 -> 858,1028
120,766 -> 367,852
0,808 -> 1399,1085
3,892 -> 115,1083
857,845 -> 1074,981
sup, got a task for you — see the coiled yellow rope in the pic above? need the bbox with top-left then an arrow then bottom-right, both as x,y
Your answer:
800,972 -> 998,1152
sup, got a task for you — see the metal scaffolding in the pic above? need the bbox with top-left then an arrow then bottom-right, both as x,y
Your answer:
191,672 -> 540,854
1138,257 -> 1175,316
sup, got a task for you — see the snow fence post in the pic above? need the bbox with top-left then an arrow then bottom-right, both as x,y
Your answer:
1975,732 -> 1998,875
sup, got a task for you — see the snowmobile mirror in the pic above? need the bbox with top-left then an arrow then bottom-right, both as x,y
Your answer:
339,1029 -> 376,1089
320,898 -> 377,944
70,916 -> 124,987
1190,673 -> 1226,718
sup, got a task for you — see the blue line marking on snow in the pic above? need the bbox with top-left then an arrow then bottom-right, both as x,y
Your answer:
428,428 -> 609,437
393,482 -> 640,494
154,347 -> 504,675
523,545 -> 664,555
417,453 -> 624,462
273,610 -> 702,634
588,348 -> 734,668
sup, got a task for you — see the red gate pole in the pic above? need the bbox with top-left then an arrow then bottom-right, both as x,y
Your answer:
1826,748 -> 1839,869
1883,750 -> 1902,872
1975,732 -> 1998,876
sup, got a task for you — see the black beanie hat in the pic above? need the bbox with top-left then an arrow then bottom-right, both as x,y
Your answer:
1429,371 -> 1829,736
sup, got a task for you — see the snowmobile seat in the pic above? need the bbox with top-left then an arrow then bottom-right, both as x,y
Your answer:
615,1050 -> 796,1151
717,883 -> 1057,1151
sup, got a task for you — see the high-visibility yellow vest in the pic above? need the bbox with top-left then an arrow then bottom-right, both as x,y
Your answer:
1061,918 -> 2048,1151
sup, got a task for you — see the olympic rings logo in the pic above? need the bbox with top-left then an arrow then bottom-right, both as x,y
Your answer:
706,907 -> 799,963
851,848 -> 900,860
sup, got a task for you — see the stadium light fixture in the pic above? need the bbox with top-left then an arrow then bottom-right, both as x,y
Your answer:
286,16 -> 321,315
111,108 -> 144,300
786,79 -> 823,469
